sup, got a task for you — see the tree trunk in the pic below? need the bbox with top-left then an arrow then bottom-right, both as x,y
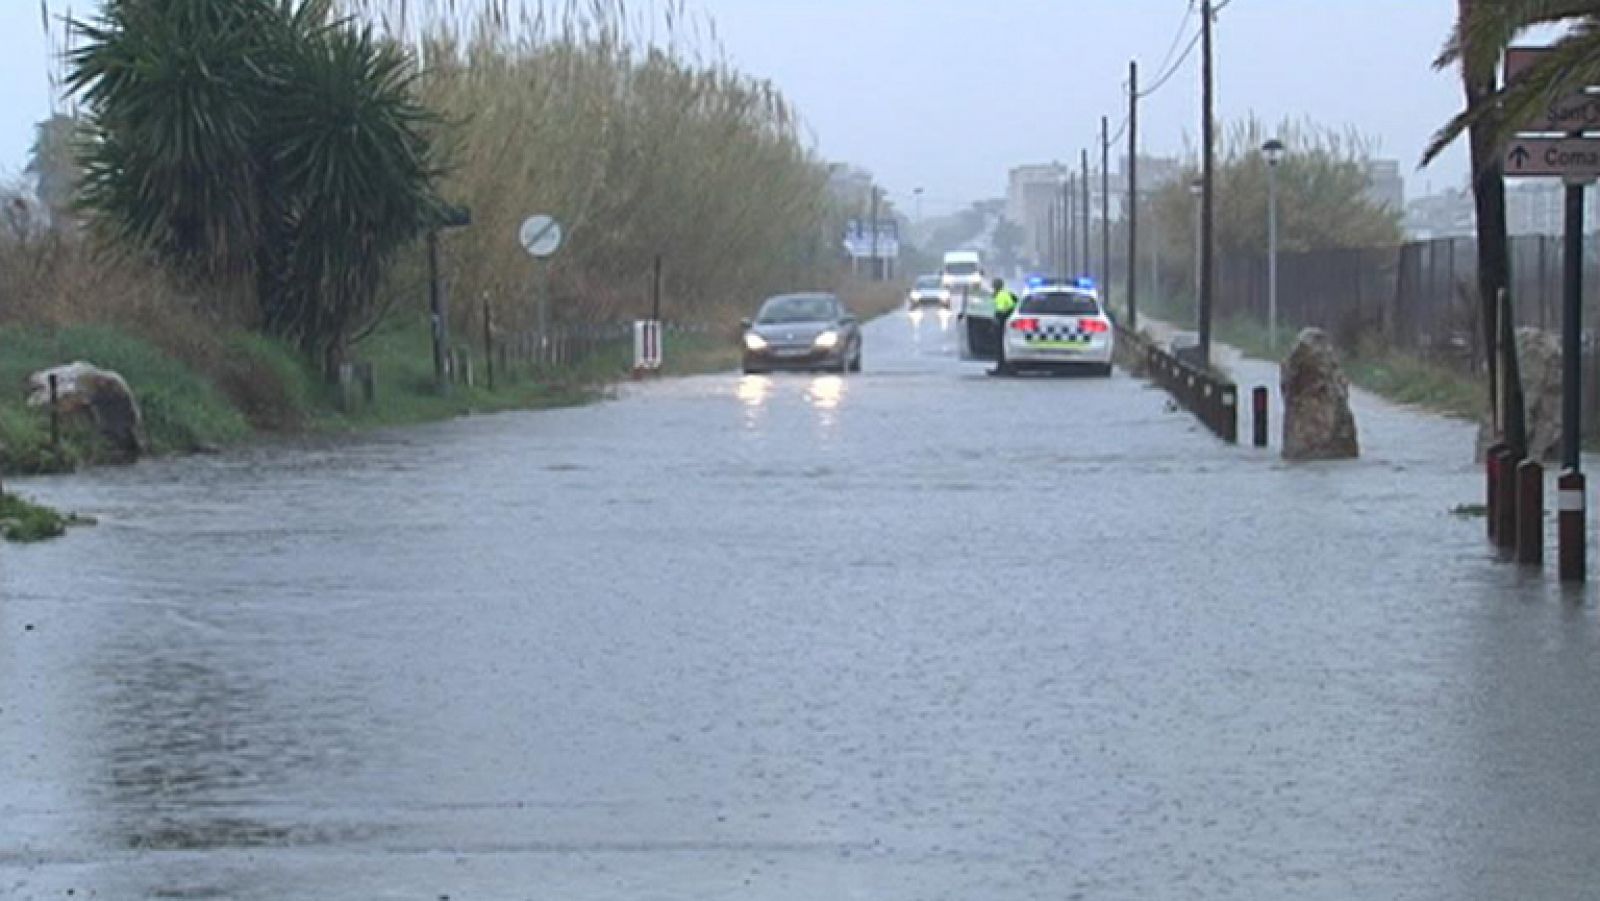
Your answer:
1460,0 -> 1527,456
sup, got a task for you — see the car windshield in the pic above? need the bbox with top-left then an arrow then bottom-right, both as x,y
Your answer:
1021,292 -> 1101,316
944,262 -> 979,276
758,295 -> 837,323
915,276 -> 942,289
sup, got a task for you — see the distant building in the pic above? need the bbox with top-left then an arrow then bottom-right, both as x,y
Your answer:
1364,159 -> 1405,214
1119,154 -> 1183,196
1505,182 -> 1564,236
1405,187 -> 1474,240
1405,181 -> 1600,240
1006,163 -> 1071,265
1006,156 -> 1180,270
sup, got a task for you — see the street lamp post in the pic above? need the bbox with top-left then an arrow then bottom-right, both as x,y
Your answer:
1263,138 -> 1285,354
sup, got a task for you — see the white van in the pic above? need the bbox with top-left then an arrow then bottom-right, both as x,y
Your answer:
940,251 -> 984,296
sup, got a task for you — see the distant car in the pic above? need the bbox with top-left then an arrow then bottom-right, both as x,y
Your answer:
742,293 -> 863,375
907,274 -> 951,309
998,285 -> 1115,376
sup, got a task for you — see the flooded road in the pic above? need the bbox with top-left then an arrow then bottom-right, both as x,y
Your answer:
5,309 -> 1600,900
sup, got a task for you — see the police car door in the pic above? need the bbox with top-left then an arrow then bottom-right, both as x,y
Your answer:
957,287 -> 999,361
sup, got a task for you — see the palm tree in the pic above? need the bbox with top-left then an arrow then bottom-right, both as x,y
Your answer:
1423,0 -> 1575,459
67,0 -> 277,280
1430,2 -> 1600,156
67,0 -> 442,374
256,8 -> 444,374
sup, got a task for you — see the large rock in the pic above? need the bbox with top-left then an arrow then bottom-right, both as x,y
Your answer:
1475,327 -> 1561,463
1281,328 -> 1360,460
26,362 -> 145,463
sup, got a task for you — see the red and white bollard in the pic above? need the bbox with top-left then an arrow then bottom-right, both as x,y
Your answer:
1559,469 -> 1587,583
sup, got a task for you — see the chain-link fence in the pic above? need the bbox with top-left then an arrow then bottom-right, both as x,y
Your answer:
1206,235 -> 1600,434
1213,236 -> 1600,366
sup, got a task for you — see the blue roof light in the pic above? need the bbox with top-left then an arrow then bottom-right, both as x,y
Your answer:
1076,277 -> 1097,290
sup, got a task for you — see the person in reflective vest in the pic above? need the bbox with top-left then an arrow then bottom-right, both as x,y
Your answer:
990,278 -> 1018,375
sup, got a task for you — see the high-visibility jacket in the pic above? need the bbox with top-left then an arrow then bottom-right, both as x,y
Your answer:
993,289 -> 1018,316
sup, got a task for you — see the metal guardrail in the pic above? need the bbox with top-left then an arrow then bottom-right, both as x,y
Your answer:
1114,320 -> 1239,444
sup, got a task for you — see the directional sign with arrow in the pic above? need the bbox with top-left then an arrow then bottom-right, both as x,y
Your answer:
1505,137 -> 1600,180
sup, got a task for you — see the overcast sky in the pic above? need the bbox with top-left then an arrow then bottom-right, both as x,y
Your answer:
1,1 -> 1472,212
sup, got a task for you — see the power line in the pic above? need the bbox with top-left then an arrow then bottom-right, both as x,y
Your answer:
1150,0 -> 1197,86
1137,29 -> 1202,99
1106,113 -> 1130,148
1134,0 -> 1238,100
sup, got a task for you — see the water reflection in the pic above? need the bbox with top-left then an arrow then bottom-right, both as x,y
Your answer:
806,375 -> 846,411
736,374 -> 772,430
907,307 -> 954,341
736,375 -> 771,408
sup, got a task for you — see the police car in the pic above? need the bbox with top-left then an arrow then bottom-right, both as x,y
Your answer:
999,278 -> 1114,376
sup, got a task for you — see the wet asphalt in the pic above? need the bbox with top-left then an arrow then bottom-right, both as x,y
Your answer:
4,308 -> 1600,900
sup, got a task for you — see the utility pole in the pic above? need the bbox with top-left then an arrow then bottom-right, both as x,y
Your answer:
869,186 -> 881,281
1080,148 -> 1092,279
1127,60 -> 1139,328
1198,0 -> 1217,367
427,229 -> 448,392
1101,116 -> 1111,301
652,254 -> 663,322
1065,173 -> 1076,274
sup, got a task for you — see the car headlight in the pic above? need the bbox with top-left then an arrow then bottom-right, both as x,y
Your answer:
744,333 -> 768,351
814,330 -> 840,349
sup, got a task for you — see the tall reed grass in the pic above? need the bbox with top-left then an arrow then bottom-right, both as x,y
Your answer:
358,0 -> 841,334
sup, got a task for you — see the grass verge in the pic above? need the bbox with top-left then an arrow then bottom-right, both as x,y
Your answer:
0,325 -> 251,473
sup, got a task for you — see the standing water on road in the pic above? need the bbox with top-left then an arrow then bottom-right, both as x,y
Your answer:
4,310 -> 1599,900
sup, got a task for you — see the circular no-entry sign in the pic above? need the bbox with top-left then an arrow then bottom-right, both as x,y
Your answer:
519,214 -> 563,258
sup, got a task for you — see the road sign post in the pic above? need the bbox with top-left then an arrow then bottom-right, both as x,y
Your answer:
1502,45 -> 1599,581
519,214 -> 564,365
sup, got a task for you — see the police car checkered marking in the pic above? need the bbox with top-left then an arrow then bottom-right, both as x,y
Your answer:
1022,322 -> 1090,343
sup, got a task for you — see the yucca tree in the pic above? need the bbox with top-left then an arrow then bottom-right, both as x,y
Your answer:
67,0 -> 442,373
257,10 -> 444,372
67,0 -> 278,279
1430,1 -> 1600,156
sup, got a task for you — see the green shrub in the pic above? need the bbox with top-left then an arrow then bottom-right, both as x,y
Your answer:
0,493 -> 71,542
